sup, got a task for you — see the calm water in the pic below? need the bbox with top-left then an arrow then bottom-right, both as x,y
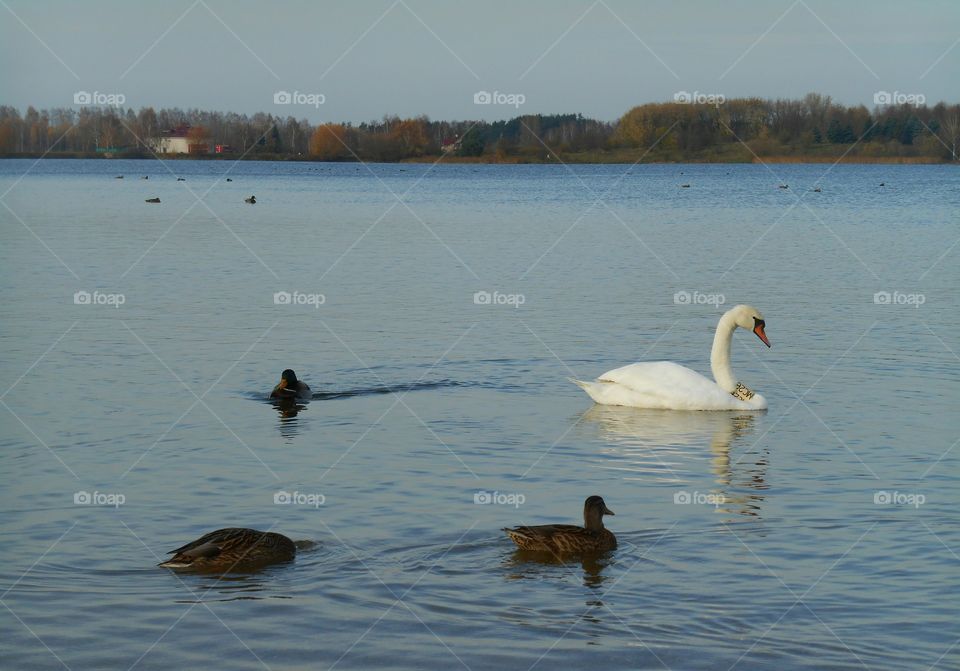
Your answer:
1,159 -> 957,670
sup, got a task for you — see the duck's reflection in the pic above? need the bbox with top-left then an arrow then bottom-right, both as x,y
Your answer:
171,571 -> 291,603
272,398 -> 307,439
582,406 -> 768,518
504,549 -> 613,589
273,397 -> 305,418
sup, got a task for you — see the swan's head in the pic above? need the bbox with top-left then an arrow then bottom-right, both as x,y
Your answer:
729,305 -> 770,348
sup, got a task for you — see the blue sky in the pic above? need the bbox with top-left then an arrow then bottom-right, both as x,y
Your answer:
1,0 -> 957,122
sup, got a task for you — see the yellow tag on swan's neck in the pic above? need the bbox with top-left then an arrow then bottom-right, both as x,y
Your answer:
732,382 -> 755,401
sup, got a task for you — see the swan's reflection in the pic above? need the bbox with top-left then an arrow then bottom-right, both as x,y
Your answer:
582,406 -> 767,517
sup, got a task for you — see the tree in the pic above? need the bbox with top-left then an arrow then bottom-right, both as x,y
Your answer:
457,128 -> 484,156
269,125 -> 282,152
187,125 -> 209,152
898,115 -> 921,145
826,118 -> 855,144
933,104 -> 960,160
390,117 -> 431,157
309,123 -> 354,160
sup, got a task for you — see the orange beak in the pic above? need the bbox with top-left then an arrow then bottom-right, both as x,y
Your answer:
754,323 -> 771,348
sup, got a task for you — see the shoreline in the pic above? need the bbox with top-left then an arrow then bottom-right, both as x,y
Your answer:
0,153 -> 950,164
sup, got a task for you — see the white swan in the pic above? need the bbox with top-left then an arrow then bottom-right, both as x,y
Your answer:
573,305 -> 771,411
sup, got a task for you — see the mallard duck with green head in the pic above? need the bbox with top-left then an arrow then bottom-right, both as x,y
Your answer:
158,527 -> 295,571
504,495 -> 617,554
271,369 -> 311,400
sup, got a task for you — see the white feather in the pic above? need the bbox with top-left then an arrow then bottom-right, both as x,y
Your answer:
573,305 -> 770,411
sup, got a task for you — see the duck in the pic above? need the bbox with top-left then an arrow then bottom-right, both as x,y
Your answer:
145,197 -> 160,203
271,369 -> 311,399
778,184 -> 789,189
245,195 -> 256,204
680,183 -> 691,188
158,527 -> 295,570
115,175 -> 124,179
141,175 -> 148,180
573,304 -> 771,410
504,496 -> 616,554
812,186 -> 822,193
226,178 -> 233,182
177,177 -> 185,181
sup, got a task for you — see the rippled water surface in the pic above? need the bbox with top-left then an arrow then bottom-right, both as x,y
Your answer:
1,159 -> 957,670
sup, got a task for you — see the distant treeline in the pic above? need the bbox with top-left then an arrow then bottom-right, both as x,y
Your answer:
0,93 -> 957,162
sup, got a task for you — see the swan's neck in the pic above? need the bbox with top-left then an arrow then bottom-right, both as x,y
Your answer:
710,312 -> 738,393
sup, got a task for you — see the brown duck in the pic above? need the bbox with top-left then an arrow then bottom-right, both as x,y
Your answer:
504,495 -> 617,554
158,527 -> 295,571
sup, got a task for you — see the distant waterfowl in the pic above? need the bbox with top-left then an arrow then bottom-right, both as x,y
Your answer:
879,182 -> 885,187
115,175 -> 123,179
680,183 -> 691,188
177,177 -> 185,181
226,178 -> 233,182
245,195 -> 256,204
142,176 -> 148,180
145,197 -> 160,203
504,496 -> 616,554
271,369 -> 310,400
158,527 -> 295,570
573,304 -> 771,410
778,184 -> 789,189
813,186 -> 822,193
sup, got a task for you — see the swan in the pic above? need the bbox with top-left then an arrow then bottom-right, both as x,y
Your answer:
573,304 -> 771,411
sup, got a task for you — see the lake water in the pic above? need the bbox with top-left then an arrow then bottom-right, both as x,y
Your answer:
0,159 -> 957,670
